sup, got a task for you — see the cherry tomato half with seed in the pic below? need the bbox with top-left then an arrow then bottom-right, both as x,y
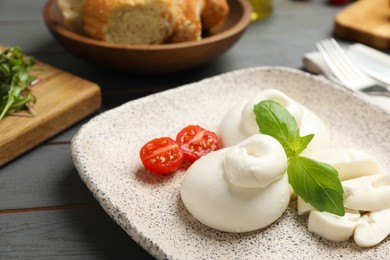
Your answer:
176,125 -> 219,162
139,137 -> 184,175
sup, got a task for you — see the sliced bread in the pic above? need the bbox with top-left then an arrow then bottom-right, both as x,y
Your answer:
82,0 -> 178,45
167,0 -> 204,43
58,0 -> 85,34
201,0 -> 229,31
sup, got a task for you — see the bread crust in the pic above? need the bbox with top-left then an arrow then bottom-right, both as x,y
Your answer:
201,0 -> 229,30
60,0 -> 230,45
167,0 -> 203,43
58,0 -> 85,34
82,0 -> 178,45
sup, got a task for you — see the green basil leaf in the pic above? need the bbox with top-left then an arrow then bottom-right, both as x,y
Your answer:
288,156 -> 345,216
293,134 -> 315,156
254,100 -> 300,157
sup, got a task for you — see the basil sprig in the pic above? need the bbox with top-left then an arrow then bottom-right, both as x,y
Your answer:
254,100 -> 344,216
0,46 -> 36,120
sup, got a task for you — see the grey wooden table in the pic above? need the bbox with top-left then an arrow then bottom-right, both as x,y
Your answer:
0,0 -> 347,259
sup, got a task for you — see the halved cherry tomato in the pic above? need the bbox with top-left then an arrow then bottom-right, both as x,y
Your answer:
139,137 -> 184,175
176,125 -> 219,162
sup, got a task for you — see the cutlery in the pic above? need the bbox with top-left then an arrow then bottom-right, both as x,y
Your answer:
347,43 -> 390,86
316,38 -> 390,97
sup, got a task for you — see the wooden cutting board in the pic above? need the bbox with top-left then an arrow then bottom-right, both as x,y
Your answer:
0,57 -> 101,166
334,0 -> 390,51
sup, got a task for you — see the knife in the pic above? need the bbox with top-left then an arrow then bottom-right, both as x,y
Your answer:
347,44 -> 390,86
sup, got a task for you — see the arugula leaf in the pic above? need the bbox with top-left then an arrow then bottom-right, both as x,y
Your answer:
0,46 -> 36,120
254,99 -> 345,216
288,156 -> 345,216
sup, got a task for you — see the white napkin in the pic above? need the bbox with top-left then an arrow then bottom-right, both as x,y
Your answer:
303,49 -> 390,113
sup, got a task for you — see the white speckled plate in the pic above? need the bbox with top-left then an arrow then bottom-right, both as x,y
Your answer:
71,67 -> 390,260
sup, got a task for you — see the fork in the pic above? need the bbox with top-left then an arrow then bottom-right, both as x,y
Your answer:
316,38 -> 390,97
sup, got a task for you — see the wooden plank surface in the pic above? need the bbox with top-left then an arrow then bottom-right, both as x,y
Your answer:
0,207 -> 153,259
0,59 -> 101,166
0,144 -> 96,210
334,0 -> 390,50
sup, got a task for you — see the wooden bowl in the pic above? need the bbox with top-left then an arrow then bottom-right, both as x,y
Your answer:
43,0 -> 252,74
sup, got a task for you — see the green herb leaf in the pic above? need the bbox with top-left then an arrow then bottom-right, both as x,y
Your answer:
254,99 -> 344,216
288,156 -> 345,216
254,100 -> 299,157
0,46 -> 36,120
294,134 -> 315,156
254,100 -> 309,157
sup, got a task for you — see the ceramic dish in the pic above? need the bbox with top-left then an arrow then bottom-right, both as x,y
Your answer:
43,0 -> 252,74
71,67 -> 390,259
